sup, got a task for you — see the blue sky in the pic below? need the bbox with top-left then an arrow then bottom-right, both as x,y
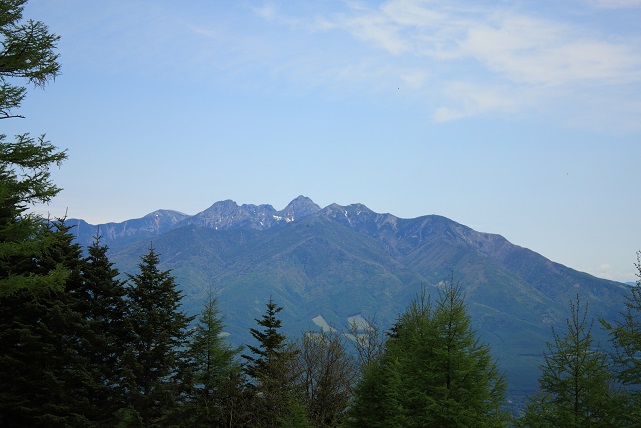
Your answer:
5,0 -> 640,281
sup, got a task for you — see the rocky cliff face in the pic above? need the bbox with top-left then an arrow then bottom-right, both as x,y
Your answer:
184,195 -> 321,230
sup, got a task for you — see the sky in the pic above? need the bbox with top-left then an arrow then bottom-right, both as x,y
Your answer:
4,0 -> 640,282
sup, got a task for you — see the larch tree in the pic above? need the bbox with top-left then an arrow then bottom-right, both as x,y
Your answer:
429,281 -> 508,427
600,251 -> 641,425
518,296 -> 621,428
347,280 -> 509,428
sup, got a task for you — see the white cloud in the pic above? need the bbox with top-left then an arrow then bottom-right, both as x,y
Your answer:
433,82 -> 520,122
338,13 -> 409,55
301,0 -> 641,123
324,1 -> 641,87
459,16 -> 641,87
400,70 -> 428,89
254,4 -> 277,21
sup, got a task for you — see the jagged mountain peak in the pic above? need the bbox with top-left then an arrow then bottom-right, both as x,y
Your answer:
288,194 -> 315,204
346,202 -> 374,212
187,199 -> 271,230
184,196 -> 320,231
69,198 -> 513,257
279,195 -> 321,220
201,199 -> 242,213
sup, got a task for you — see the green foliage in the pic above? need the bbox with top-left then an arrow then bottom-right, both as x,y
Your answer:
1,0 -> 60,119
0,0 -> 66,297
345,358 -> 394,428
600,251 -> 641,424
346,279 -> 509,427
114,407 -> 144,428
603,252 -> 641,385
0,6 -> 99,423
185,292 -> 243,426
280,396 -> 313,428
0,134 -> 67,296
121,246 -> 195,426
73,236 -> 130,425
518,296 -> 620,427
243,297 -> 302,427
243,297 -> 290,380
0,221 -> 94,426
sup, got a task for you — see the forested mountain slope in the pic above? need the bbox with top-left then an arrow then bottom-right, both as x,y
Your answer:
68,196 -> 629,401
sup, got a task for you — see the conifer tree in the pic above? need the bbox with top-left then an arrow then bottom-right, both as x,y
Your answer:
1,0 -> 60,120
0,134 -> 67,296
0,220 -> 94,426
601,251 -> 641,424
429,281 -> 508,427
185,292 -> 243,427
74,236 -> 130,425
347,280 -> 509,427
0,3 -> 95,425
1,0 -> 65,297
517,296 -> 620,427
242,297 -> 302,427
121,246 -> 194,427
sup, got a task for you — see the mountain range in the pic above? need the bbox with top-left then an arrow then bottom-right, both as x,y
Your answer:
67,196 -> 630,404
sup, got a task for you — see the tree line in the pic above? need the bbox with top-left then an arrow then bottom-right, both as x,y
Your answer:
3,1 -> 641,426
2,201 -> 641,428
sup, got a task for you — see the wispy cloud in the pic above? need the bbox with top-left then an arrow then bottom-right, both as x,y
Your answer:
433,82 -> 520,122
331,2 -> 638,105
339,13 -> 409,55
246,0 -> 641,127
54,1 -> 640,130
459,15 -> 641,86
